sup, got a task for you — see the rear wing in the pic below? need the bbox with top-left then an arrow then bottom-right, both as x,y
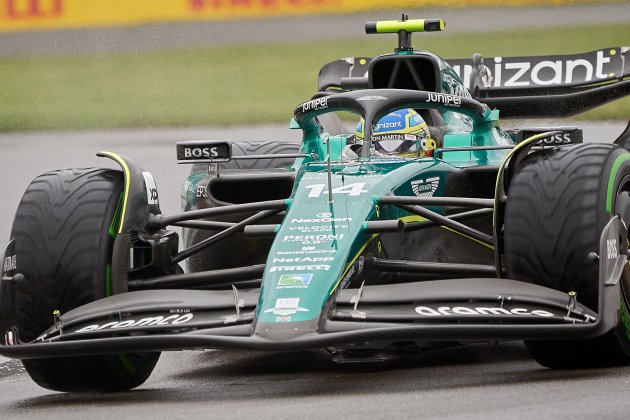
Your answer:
318,47 -> 630,118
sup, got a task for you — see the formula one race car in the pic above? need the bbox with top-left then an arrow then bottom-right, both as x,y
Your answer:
1,17 -> 630,392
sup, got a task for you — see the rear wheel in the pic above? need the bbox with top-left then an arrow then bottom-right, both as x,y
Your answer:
12,168 -> 160,391
504,143 -> 630,368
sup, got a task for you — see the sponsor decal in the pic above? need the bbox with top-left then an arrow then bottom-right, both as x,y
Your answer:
275,316 -> 292,322
142,171 -> 159,205
538,133 -> 572,145
276,273 -> 313,289
264,298 -> 309,316
411,177 -> 440,197
425,92 -> 461,107
2,255 -> 16,274
451,49 -> 622,89
270,265 -> 330,272
516,129 -> 582,145
305,182 -> 367,198
169,308 -> 191,314
184,146 -> 219,159
176,141 -> 231,162
339,265 -> 355,290
373,133 -> 406,141
375,121 -> 403,130
290,212 -> 352,223
607,238 -> 619,260
272,257 -> 333,263
357,95 -> 388,101
301,97 -> 328,112
74,313 -> 194,333
276,249 -> 336,255
282,234 -> 344,244
196,185 -> 208,198
414,305 -> 554,317
289,225 -> 347,232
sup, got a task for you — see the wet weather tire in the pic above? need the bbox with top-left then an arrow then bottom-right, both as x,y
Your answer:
504,143 -> 630,368
11,168 -> 160,392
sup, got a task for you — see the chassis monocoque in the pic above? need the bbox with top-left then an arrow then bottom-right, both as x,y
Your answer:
1,17 -> 630,392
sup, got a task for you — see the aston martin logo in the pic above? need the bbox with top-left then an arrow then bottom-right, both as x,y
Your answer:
411,177 -> 440,197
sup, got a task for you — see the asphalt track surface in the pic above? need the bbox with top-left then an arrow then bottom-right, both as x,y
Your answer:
1,4 -> 630,418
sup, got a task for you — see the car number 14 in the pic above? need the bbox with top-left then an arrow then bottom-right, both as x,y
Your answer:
305,182 -> 368,198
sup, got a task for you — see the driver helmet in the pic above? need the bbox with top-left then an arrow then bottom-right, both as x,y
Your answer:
354,109 -> 435,157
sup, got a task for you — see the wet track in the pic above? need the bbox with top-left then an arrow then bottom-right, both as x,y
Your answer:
0,122 -> 629,419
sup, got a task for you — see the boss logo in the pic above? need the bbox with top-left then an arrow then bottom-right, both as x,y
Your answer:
184,147 -> 219,158
176,141 -> 231,162
538,133 -> 572,145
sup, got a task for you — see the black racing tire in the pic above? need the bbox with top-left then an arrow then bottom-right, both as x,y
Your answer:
11,168 -> 160,392
191,140 -> 301,174
504,143 -> 630,368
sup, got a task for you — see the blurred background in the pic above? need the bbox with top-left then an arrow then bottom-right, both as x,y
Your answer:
0,0 -> 629,132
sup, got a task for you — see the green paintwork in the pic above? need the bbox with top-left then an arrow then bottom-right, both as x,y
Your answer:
255,158 -> 458,326
181,47 -> 518,336
606,153 -> 630,213
108,193 -> 124,239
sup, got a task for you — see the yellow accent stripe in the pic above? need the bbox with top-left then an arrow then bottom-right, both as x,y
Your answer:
441,226 -> 494,250
99,151 -> 131,234
400,215 -> 494,249
330,234 -> 379,296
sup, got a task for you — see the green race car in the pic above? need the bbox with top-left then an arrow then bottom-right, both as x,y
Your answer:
1,16 -> 630,392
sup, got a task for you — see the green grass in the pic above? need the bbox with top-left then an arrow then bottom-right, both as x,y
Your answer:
1,22 -> 629,131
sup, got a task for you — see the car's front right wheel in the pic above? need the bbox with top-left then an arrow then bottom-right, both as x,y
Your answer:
504,143 -> 630,368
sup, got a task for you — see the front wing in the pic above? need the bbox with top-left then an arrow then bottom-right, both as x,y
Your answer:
0,216 -> 625,359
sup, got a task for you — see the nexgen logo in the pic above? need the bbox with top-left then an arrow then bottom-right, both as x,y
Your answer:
415,306 -> 554,317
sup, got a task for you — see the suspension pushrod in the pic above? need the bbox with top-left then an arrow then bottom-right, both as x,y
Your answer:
398,204 -> 493,246
363,208 -> 493,233
128,264 -> 265,290
148,199 -> 288,229
174,220 -> 237,230
379,196 -> 494,208
369,258 -> 497,276
172,208 -> 283,263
